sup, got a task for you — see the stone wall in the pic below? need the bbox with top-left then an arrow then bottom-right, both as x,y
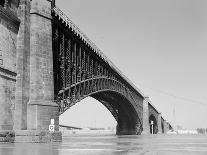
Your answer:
0,73 -> 16,130
0,5 -> 19,131
142,97 -> 150,134
148,103 -> 159,134
0,10 -> 17,72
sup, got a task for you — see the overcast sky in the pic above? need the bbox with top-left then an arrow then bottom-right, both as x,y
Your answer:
58,0 -> 207,129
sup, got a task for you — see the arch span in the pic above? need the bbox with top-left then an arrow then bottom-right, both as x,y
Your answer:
59,89 -> 143,135
52,5 -> 144,135
91,91 -> 142,135
59,97 -> 117,130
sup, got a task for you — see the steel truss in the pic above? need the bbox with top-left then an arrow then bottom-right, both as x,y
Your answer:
52,7 -> 143,134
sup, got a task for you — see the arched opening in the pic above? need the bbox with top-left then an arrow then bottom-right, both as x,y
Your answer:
149,114 -> 158,134
59,97 -> 117,135
59,90 -> 142,135
91,91 -> 142,135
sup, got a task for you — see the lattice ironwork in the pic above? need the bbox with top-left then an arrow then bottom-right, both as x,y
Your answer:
52,6 -> 145,135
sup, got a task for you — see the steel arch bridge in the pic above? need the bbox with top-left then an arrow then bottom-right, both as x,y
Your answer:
0,0 -> 173,143
52,7 -> 144,135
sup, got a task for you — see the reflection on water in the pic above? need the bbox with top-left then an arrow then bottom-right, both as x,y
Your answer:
1,134 -> 207,155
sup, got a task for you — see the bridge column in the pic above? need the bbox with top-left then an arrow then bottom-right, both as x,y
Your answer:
116,110 -> 131,135
14,0 -> 31,131
142,97 -> 150,134
163,120 -> 168,134
157,113 -> 162,134
28,0 -> 58,130
23,0 -> 61,142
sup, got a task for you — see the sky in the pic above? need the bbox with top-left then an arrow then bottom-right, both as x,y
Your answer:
58,0 -> 207,130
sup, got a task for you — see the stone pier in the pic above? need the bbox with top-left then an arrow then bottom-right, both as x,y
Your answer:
14,0 -> 30,131
157,113 -> 162,134
142,97 -> 150,134
27,0 -> 59,131
0,0 -> 61,142
23,0 -> 61,142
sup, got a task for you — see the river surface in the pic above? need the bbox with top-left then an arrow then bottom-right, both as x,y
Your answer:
0,134 -> 207,155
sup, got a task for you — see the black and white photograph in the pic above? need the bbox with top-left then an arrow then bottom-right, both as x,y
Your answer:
0,0 -> 207,154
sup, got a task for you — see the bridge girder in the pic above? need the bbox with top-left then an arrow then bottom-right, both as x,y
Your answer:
52,7 -> 144,135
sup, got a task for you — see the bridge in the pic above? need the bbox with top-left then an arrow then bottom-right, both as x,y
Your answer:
0,0 -> 172,142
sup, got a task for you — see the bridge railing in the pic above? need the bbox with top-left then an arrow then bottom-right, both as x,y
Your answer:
52,7 -> 105,59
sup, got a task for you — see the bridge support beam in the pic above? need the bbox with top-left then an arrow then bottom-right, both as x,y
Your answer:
116,108 -> 141,135
14,0 -> 31,131
163,120 -> 168,134
142,97 -> 150,134
28,0 -> 59,129
15,0 -> 61,142
157,113 -> 162,134
116,122 -> 141,135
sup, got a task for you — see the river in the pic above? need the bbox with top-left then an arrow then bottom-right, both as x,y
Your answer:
0,134 -> 207,155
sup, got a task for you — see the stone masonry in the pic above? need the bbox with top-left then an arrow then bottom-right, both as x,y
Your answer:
0,0 -> 60,142
14,0 -> 30,130
0,0 -> 20,142
142,97 -> 150,134
142,97 -> 165,134
27,0 -> 59,131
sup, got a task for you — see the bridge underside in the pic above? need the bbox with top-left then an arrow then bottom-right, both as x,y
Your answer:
91,91 -> 142,135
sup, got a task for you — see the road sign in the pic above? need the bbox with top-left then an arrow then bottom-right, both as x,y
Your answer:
49,125 -> 55,132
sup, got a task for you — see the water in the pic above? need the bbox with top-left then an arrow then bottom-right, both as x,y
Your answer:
0,134 -> 207,155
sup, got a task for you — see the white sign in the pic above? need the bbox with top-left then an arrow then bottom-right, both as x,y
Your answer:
49,125 -> 55,132
51,119 -> 54,125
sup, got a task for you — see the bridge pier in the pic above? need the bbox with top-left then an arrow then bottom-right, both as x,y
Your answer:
15,0 -> 61,142
116,108 -> 142,135
163,120 -> 170,134
15,102 -> 61,143
116,123 -> 141,135
14,0 -> 31,131
157,113 -> 162,134
142,97 -> 150,134
142,97 -> 164,134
